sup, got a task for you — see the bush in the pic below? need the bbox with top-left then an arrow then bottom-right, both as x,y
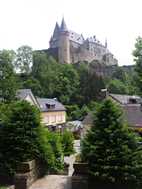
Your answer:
49,132 -> 64,171
61,130 -> 74,156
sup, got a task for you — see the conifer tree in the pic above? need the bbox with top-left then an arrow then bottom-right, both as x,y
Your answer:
81,99 -> 142,188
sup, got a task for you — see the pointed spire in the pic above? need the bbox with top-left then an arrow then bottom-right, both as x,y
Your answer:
53,22 -> 60,38
60,17 -> 68,32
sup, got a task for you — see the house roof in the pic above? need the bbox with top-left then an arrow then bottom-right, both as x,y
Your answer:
109,93 -> 141,105
17,89 -> 39,108
36,97 -> 66,112
17,89 -> 33,99
69,31 -> 84,44
123,104 -> 142,127
109,93 -> 142,128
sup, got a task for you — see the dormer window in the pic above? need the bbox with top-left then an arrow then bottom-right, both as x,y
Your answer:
46,103 -> 55,109
129,98 -> 137,104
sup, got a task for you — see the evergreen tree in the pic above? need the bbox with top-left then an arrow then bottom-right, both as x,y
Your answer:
82,99 -> 142,188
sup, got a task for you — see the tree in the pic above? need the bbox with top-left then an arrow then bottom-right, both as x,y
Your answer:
74,62 -> 106,105
133,37 -> 142,95
32,52 -> 80,104
0,50 -> 18,102
61,130 -> 74,156
15,45 -> 33,74
107,79 -> 129,94
81,99 -> 142,188
0,101 -> 42,176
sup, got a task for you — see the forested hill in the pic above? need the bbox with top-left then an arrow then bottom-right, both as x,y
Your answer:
0,45 -> 139,120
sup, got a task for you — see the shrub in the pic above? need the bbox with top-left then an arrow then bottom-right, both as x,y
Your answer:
61,130 -> 74,156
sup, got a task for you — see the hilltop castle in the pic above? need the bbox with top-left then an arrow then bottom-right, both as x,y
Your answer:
47,18 -> 118,65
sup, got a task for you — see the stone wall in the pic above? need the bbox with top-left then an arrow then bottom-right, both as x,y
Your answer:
72,162 -> 88,189
15,160 -> 45,189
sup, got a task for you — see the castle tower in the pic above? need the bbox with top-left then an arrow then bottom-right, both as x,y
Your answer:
58,18 -> 71,64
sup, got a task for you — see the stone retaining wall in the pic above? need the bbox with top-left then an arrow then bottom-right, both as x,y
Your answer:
72,162 -> 88,189
15,160 -> 45,189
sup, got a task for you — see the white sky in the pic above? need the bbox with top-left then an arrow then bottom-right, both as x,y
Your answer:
0,0 -> 142,65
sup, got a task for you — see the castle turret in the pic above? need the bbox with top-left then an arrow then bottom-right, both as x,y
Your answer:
53,22 -> 60,39
58,18 -> 71,64
50,22 -> 60,48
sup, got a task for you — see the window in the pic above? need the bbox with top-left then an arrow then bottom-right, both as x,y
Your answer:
43,116 -> 49,124
46,103 -> 55,109
58,114 -> 63,122
129,98 -> 137,104
51,115 -> 56,123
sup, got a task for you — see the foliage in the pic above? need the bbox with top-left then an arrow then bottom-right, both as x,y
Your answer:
61,130 -> 74,156
133,36 -> 142,95
37,127 -> 63,172
81,99 -> 142,187
75,62 -> 105,105
0,101 -> 64,176
15,45 -> 33,74
0,101 -> 41,176
32,52 -> 79,104
107,66 -> 138,95
0,50 -> 18,102
107,79 -> 129,94
48,132 -> 64,171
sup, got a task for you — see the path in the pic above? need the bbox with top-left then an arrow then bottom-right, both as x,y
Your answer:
30,175 -> 71,189
30,140 -> 80,189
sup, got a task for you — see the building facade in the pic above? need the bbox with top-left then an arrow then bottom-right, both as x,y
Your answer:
17,89 -> 66,129
48,18 -> 118,65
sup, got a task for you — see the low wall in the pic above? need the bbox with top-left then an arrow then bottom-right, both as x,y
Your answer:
72,162 -> 88,189
15,160 -> 45,189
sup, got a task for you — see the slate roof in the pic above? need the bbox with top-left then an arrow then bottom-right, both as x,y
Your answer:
17,89 -> 39,107
36,97 -> 66,112
60,17 -> 68,32
17,89 -> 33,100
109,93 -> 141,105
53,22 -> 60,39
109,93 -> 142,128
123,105 -> 142,127
69,31 -> 84,44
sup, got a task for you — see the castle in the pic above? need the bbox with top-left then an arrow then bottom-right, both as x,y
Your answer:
47,18 -> 118,65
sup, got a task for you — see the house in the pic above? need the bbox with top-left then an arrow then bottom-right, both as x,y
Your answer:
17,89 -> 66,129
36,97 -> 66,130
109,94 -> 142,129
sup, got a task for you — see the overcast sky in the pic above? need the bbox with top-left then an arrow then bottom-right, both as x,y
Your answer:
0,0 -> 142,65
